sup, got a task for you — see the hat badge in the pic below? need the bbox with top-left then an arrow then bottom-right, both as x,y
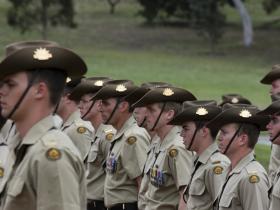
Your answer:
94,80 -> 104,86
66,77 -> 72,83
239,109 -> 252,118
163,88 -> 174,96
196,107 -> 208,116
116,84 -> 127,92
33,47 -> 53,60
231,97 -> 239,103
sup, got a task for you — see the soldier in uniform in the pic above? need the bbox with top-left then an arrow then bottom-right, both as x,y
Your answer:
257,100 -> 280,210
0,40 -> 87,210
70,77 -> 116,210
132,86 -> 196,210
94,80 -> 150,210
128,82 -> 172,210
260,64 -> 280,182
208,104 -> 270,210
219,93 -> 252,106
57,77 -> 94,160
168,100 -> 230,210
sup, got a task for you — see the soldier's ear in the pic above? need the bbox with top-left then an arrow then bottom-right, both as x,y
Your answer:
33,82 -> 47,100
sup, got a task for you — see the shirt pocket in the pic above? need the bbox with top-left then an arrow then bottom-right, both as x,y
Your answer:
189,179 -> 206,196
272,179 -> 280,199
7,176 -> 25,197
87,143 -> 98,163
219,193 -> 236,208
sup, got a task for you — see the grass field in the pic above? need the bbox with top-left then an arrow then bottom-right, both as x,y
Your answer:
0,0 -> 277,169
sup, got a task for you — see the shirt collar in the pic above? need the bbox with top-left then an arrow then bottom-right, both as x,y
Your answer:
198,142 -> 219,164
230,151 -> 255,174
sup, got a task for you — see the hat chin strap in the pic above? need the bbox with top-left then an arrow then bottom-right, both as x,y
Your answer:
271,132 -> 280,143
105,98 -> 121,125
222,124 -> 243,155
187,122 -> 202,150
150,102 -> 166,131
81,100 -> 96,119
139,117 -> 147,127
6,71 -> 38,119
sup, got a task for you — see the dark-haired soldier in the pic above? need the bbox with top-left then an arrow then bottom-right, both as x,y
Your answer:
209,104 -> 270,210
0,41 -> 87,210
94,80 -> 149,210
133,86 -> 196,210
57,77 -> 94,160
168,100 -> 230,210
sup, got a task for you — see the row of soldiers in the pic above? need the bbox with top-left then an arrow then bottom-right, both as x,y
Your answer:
0,40 -> 280,210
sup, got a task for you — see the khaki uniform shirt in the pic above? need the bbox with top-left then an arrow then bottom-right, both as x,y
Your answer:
269,163 -> 280,210
61,110 -> 93,160
104,116 -> 150,207
0,135 -> 8,182
86,124 -> 116,201
184,143 -> 230,210
269,144 -> 280,182
145,126 -> 195,210
0,115 -> 87,210
215,151 -> 269,210
138,135 -> 160,210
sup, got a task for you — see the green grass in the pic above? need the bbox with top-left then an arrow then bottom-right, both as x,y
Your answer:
255,144 -> 271,171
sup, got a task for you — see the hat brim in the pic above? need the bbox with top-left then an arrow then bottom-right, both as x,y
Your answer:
207,109 -> 270,131
260,71 -> 280,84
169,107 -> 221,125
0,46 -> 87,79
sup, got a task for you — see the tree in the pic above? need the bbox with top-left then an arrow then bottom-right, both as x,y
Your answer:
263,0 -> 280,13
188,0 -> 226,52
7,0 -> 76,39
107,0 -> 121,14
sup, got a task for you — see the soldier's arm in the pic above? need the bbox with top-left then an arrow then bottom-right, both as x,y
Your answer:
178,187 -> 187,210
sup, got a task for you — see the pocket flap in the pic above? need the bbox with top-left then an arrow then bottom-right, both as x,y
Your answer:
7,177 -> 24,197
219,193 -> 235,208
189,179 -> 205,196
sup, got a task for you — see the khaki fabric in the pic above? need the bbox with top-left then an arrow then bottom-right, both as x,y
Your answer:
184,143 -> 230,210
0,115 -> 87,210
104,116 -> 150,207
61,110 -> 93,160
215,151 -> 269,210
268,144 -> 280,182
269,165 -> 280,210
86,124 -> 116,200
138,135 -> 160,210
145,126 -> 195,210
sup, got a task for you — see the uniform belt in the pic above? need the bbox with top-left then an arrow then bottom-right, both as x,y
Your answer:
87,199 -> 106,210
107,202 -> 138,210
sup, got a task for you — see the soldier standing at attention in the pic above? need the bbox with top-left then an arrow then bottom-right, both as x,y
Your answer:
57,77 -> 94,161
94,80 -> 150,210
168,100 -> 230,210
0,40 -> 87,210
133,86 -> 196,210
257,100 -> 280,210
209,104 -> 270,210
260,64 -> 280,182
70,77 -> 116,210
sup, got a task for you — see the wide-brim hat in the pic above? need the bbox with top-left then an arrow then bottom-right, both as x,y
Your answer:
0,40 -> 87,79
93,80 -> 138,101
260,64 -> 280,84
125,81 -> 173,105
219,93 -> 251,106
257,100 -> 280,116
132,86 -> 196,107
69,77 -> 112,101
169,100 -> 221,125
207,104 -> 270,131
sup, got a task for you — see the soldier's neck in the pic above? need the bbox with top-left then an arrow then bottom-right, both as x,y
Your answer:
157,124 -> 173,141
